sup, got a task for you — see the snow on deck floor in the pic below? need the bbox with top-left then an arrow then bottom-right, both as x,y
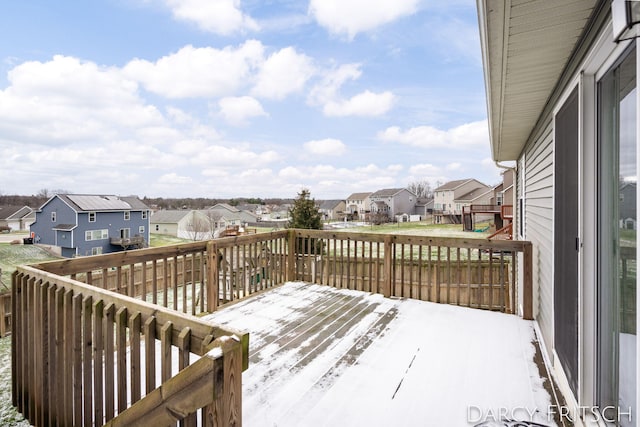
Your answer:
203,282 -> 556,427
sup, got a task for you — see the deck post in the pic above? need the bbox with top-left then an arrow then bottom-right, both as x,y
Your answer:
207,241 -> 219,312
383,235 -> 393,298
287,230 -> 296,282
522,242 -> 533,320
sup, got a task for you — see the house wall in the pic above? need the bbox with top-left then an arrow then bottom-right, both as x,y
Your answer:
509,8 -> 640,416
520,119 -> 555,359
31,197 -> 76,248
75,210 -> 149,256
390,190 -> 416,216
153,222 -> 179,236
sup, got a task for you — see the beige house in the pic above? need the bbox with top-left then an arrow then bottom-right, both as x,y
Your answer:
433,179 -> 490,223
345,192 -> 372,220
318,200 -> 346,221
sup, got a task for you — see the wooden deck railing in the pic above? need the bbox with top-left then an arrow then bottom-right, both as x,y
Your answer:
12,266 -> 248,427
12,228 -> 532,426
289,230 -> 532,317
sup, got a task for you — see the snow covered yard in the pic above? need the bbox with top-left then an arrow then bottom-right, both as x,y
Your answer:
204,282 -> 556,427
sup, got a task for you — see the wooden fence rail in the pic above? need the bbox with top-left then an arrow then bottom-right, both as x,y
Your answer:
12,266 -> 248,427
289,230 -> 532,317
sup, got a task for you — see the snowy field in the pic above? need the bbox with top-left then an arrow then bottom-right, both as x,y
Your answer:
204,282 -> 556,427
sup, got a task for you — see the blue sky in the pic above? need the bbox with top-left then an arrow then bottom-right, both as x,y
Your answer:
0,0 -> 498,199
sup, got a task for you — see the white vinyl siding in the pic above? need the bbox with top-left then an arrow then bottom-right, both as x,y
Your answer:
523,119 -> 555,357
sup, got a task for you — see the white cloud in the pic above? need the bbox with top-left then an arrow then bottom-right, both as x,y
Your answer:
164,0 -> 259,35
251,47 -> 314,100
0,55 -> 165,144
323,90 -> 394,117
158,173 -> 194,185
446,162 -> 461,171
309,0 -> 419,39
123,41 -> 265,98
409,164 -> 441,176
303,138 -> 347,156
308,63 -> 362,106
218,96 -> 267,125
378,120 -> 489,149
308,64 -> 394,117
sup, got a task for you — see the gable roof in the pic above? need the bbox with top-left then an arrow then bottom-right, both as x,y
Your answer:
0,206 -> 33,220
369,188 -> 410,198
435,179 -> 477,191
346,192 -> 372,201
456,187 -> 494,203
50,194 -> 149,212
209,203 -> 240,213
319,200 -> 344,210
150,210 -> 193,223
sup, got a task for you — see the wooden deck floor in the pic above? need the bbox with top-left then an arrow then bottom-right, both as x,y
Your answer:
203,282 -> 556,427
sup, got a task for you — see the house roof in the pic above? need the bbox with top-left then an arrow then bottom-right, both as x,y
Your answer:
150,210 -> 193,223
210,203 -> 240,213
53,224 -> 76,231
319,200 -> 344,210
0,205 -> 33,220
414,198 -> 434,207
346,192 -> 372,201
369,188 -> 409,198
435,179 -> 476,191
456,188 -> 494,203
477,0 -> 600,161
53,194 -> 149,212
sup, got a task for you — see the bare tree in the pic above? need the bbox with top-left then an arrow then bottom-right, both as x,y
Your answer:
184,212 -> 211,241
407,180 -> 434,199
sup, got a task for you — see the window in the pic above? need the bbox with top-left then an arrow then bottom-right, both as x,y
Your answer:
88,212 -> 96,222
139,226 -> 145,234
91,247 -> 103,256
85,229 -> 108,241
142,210 -> 148,219
51,212 -> 56,222
124,211 -> 131,220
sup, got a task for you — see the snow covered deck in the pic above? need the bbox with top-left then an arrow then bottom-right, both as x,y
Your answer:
203,282 -> 556,427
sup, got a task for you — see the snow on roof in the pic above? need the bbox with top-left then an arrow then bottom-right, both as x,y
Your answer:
203,282 -> 555,426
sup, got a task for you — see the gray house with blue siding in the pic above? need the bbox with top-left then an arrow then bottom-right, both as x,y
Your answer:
30,194 -> 150,258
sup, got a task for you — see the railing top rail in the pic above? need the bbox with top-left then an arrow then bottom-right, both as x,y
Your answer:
32,230 -> 291,276
31,240 -> 210,276
291,229 -> 531,252
15,265 -> 249,366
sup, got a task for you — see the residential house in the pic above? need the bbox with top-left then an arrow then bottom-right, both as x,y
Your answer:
0,206 -> 35,231
413,198 -> 434,218
207,203 -> 260,226
368,188 -> 417,220
150,210 -> 216,240
478,1 -> 638,424
318,200 -> 346,221
433,179 -> 490,223
30,194 -> 150,257
345,192 -> 372,220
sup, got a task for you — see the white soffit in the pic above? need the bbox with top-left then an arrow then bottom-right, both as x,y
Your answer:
479,0 -> 598,161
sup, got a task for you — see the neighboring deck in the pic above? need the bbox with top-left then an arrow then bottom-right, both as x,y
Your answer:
204,282 -> 555,427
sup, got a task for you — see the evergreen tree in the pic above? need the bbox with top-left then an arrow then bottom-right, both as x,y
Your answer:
288,189 -> 323,229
